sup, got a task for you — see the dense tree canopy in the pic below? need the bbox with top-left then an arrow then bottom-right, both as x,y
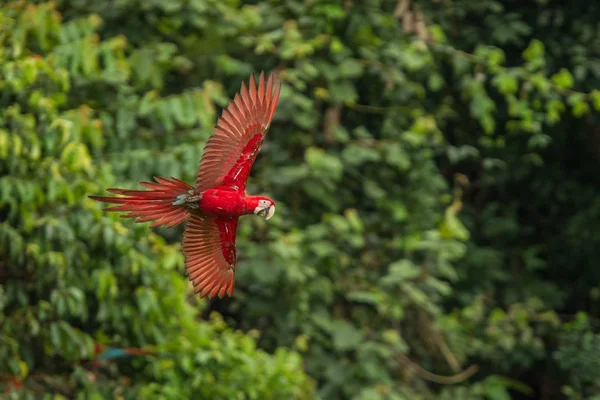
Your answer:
1,0 -> 599,399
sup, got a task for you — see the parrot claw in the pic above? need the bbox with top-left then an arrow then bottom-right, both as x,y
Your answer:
173,190 -> 201,208
173,195 -> 187,206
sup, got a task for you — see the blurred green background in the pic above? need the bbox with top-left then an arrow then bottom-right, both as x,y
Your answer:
1,0 -> 600,398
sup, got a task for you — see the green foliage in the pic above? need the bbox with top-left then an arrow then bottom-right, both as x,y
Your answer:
2,0 -> 600,399
0,2 -> 311,398
554,314 -> 600,399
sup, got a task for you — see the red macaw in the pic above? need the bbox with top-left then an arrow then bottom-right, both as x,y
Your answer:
90,72 -> 281,299
90,342 -> 157,369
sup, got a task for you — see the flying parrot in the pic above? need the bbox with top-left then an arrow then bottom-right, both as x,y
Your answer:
90,72 -> 281,299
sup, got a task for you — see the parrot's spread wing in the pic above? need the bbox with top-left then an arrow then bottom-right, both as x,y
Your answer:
195,72 -> 281,192
183,214 -> 238,298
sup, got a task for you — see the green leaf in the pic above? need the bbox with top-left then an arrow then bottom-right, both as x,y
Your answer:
383,143 -> 411,171
568,93 -> 590,117
493,72 -> 518,95
591,90 -> 600,111
439,203 -> 470,241
523,39 -> 545,71
551,68 -> 574,89
331,320 -> 364,351
341,144 -> 380,166
381,260 -> 421,286
338,59 -> 363,79
329,81 -> 358,104
305,147 -> 344,181
428,74 -> 445,91
346,291 -> 379,305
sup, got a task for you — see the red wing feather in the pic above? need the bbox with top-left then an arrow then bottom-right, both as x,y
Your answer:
195,72 -> 281,192
89,176 -> 193,228
183,215 -> 238,298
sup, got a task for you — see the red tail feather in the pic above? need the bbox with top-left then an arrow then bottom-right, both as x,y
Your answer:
89,177 -> 194,228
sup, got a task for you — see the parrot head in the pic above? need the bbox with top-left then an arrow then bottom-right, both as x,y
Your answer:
250,197 -> 275,220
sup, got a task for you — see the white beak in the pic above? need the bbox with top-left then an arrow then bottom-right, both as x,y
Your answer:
266,205 -> 275,220
254,204 -> 275,220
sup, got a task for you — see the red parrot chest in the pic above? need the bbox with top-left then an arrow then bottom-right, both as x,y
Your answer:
198,188 -> 247,217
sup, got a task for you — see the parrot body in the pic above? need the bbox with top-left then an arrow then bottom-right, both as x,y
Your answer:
90,72 -> 281,299
196,188 -> 274,219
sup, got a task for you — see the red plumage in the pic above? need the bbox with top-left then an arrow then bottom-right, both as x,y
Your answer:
90,72 -> 281,298
89,177 -> 193,228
